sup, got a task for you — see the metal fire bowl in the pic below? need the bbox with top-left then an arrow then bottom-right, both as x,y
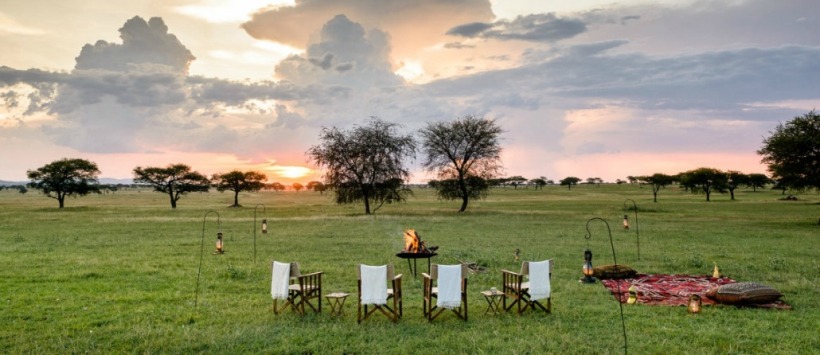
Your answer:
395,252 -> 438,259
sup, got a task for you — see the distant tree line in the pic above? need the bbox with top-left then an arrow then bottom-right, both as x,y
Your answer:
20,111 -> 818,210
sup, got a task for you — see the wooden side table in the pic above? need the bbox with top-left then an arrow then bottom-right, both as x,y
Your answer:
481,289 -> 504,315
326,292 -> 349,317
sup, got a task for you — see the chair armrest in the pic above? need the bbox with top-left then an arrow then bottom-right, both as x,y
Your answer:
297,272 -> 322,291
501,269 -> 521,276
421,273 -> 431,280
393,273 -> 403,281
502,269 -> 523,293
300,271 -> 323,278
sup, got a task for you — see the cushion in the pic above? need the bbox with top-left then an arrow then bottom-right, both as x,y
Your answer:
592,264 -> 638,279
705,282 -> 783,305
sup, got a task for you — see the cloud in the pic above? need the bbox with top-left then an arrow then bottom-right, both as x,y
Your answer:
0,16 -> 345,156
446,13 -> 587,42
75,16 -> 195,74
273,15 -> 403,88
443,42 -> 475,49
446,22 -> 493,37
620,15 -> 640,25
242,0 -> 494,64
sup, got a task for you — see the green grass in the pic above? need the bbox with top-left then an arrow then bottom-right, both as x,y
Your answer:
1,185 -> 818,354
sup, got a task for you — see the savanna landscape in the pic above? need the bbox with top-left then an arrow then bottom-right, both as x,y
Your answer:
2,184 -> 817,354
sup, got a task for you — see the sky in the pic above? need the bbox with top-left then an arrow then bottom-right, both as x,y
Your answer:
1,0 -> 818,184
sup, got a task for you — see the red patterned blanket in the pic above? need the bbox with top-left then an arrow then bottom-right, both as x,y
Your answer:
601,274 -> 790,309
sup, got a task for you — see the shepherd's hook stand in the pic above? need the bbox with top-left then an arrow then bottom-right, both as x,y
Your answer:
623,199 -> 640,260
585,217 -> 628,355
194,210 -> 220,310
253,204 -> 266,265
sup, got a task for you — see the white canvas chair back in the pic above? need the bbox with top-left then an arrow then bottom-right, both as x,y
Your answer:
423,264 -> 468,321
357,264 -> 402,323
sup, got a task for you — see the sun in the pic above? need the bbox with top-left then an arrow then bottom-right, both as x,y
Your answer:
268,165 -> 312,179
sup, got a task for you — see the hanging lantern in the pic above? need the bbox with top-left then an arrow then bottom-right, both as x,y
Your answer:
215,232 -> 224,254
582,249 -> 596,283
514,248 -> 520,261
688,294 -> 702,314
623,215 -> 629,230
262,219 -> 268,234
627,286 -> 638,304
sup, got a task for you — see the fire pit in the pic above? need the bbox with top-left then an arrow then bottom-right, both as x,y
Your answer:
396,229 -> 437,278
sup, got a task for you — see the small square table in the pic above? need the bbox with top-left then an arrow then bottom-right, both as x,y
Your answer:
326,292 -> 350,317
481,289 -> 505,315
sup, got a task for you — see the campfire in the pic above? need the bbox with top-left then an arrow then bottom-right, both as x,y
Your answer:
402,229 -> 437,254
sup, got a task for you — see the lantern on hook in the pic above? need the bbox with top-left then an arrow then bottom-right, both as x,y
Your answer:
262,219 -> 268,234
627,286 -> 638,305
582,248 -> 596,283
214,232 -> 224,254
623,215 -> 629,230
688,294 -> 702,314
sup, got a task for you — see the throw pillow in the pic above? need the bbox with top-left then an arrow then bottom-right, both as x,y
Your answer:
705,282 -> 783,305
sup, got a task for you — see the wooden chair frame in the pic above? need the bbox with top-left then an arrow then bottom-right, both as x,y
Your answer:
502,259 -> 553,314
357,264 -> 403,323
422,264 -> 469,321
272,262 -> 323,315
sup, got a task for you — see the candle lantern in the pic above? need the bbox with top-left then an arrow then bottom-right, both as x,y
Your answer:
627,286 -> 638,304
581,248 -> 596,283
688,294 -> 702,314
623,215 -> 629,230
262,219 -> 268,234
215,232 -> 224,254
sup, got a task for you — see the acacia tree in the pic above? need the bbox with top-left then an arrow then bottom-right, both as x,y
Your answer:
419,115 -> 503,212
758,110 -> 820,192
508,176 -> 527,189
560,176 -> 581,190
292,182 -> 304,193
211,170 -> 267,207
530,177 -> 547,190
133,164 -> 210,208
679,167 -> 727,202
746,173 -> 772,192
27,158 -> 101,208
638,173 -> 675,203
726,171 -> 750,201
307,118 -> 416,214
306,181 -> 327,194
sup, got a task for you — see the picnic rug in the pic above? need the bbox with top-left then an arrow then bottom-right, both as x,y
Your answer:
601,274 -> 791,309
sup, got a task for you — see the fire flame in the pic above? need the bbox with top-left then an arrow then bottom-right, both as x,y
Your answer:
403,229 -> 421,253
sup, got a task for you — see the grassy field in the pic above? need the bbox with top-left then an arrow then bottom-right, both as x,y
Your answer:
1,184 -> 818,354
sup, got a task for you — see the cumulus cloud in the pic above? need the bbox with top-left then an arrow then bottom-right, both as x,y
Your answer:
75,16 -> 195,74
242,0 -> 494,63
273,15 -> 402,88
0,16 -> 343,155
447,13 -> 587,42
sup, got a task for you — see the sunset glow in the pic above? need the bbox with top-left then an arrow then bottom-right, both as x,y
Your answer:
266,165 -> 313,180
1,1 -> 817,184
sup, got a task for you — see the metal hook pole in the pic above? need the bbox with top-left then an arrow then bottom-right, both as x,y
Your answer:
585,217 -> 628,355
195,210 -> 220,310
253,204 -> 266,265
623,199 -> 640,260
